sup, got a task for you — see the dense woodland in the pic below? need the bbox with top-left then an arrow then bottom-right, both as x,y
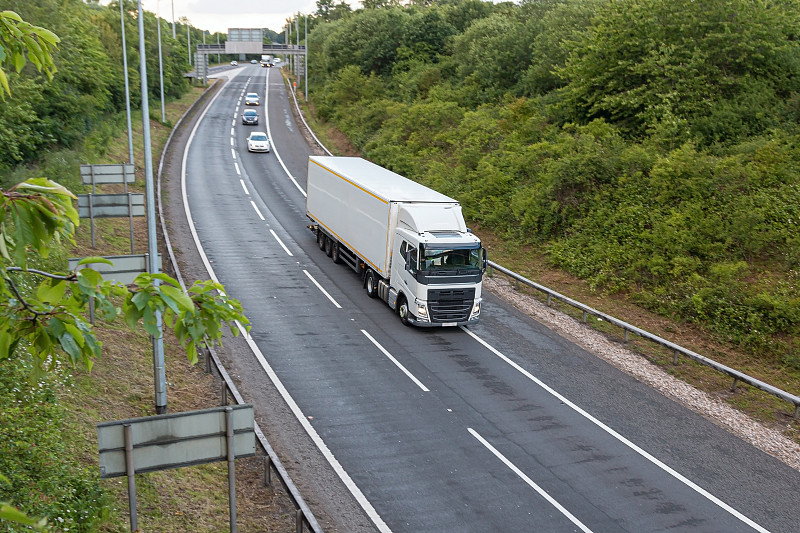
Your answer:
304,0 -> 800,369
1,0 -> 799,528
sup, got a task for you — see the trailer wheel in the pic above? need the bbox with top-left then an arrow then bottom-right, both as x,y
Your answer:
324,236 -> 334,257
317,230 -> 326,250
365,270 -> 378,299
397,295 -> 413,326
332,242 -> 342,264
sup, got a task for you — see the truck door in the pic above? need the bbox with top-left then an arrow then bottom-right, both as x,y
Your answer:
395,239 -> 418,300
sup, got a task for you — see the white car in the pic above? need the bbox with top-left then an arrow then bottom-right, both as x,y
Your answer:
246,132 -> 270,153
230,60 -> 238,66
245,92 -> 259,106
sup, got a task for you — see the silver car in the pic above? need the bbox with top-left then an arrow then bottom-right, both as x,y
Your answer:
246,132 -> 270,152
245,92 -> 259,106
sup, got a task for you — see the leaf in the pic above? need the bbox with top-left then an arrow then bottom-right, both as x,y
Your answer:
76,256 -> 113,267
160,285 -> 195,313
36,280 -> 66,304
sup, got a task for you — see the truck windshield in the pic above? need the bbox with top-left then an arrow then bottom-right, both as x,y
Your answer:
419,246 -> 481,274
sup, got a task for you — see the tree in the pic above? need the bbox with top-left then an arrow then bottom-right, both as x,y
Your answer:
0,10 -> 59,100
0,11 -> 248,530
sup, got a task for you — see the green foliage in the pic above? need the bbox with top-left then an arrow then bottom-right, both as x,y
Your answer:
0,9 -> 59,99
307,0 -> 800,365
0,356 -> 108,531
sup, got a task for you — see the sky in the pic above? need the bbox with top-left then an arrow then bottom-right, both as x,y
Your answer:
134,0 -> 362,35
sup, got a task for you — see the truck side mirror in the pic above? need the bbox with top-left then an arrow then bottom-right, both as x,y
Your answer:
481,248 -> 488,273
405,250 -> 417,274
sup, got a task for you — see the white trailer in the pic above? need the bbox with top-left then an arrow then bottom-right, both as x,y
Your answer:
306,156 -> 486,326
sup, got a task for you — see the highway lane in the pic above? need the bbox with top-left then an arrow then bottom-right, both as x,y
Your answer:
182,65 -> 800,532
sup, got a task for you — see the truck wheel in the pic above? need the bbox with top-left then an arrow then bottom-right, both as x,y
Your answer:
332,242 -> 342,264
317,230 -> 325,250
365,270 -> 378,299
325,236 -> 334,257
397,296 -> 413,326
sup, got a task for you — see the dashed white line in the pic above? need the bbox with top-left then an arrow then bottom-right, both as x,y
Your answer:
361,330 -> 429,392
250,201 -> 265,220
234,162 -> 241,175
270,229 -> 294,257
460,327 -> 771,533
303,270 -> 341,308
231,148 -> 236,160
240,179 -> 249,195
468,428 -> 594,533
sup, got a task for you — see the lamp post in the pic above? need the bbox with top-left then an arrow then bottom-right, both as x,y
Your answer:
119,0 -> 134,165
136,0 -> 168,415
157,0 -> 166,122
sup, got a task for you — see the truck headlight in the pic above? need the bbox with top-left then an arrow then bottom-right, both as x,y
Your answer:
470,300 -> 481,318
416,302 -> 428,317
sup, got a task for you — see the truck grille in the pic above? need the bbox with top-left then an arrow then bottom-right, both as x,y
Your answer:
428,288 -> 475,322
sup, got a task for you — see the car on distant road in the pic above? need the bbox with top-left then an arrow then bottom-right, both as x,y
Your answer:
241,109 -> 258,125
246,132 -> 270,153
250,59 -> 257,64
245,92 -> 259,106
230,60 -> 238,66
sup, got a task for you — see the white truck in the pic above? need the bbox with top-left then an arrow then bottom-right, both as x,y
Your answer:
306,156 -> 487,326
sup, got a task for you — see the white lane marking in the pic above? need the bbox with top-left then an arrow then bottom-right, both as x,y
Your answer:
263,68 -> 307,197
230,137 -> 234,146
303,269 -> 342,309
231,119 -> 235,127
270,229 -> 294,257
230,127 -> 234,136
469,428 -> 594,533
240,179 -> 249,195
181,72 -> 391,533
459,327 -> 772,533
250,201 -> 265,220
231,148 -> 236,160
234,162 -> 241,176
361,330 -> 429,392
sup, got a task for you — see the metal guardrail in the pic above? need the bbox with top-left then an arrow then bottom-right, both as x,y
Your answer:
487,260 -> 800,419
156,79 -> 323,533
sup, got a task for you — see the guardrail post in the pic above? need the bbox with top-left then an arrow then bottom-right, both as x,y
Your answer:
731,377 -> 739,392
515,279 -> 519,290
296,509 -> 304,533
794,405 -> 799,419
221,380 -> 228,406
582,311 -> 587,323
623,329 -> 628,344
264,456 -> 272,486
546,294 -> 551,307
673,350 -> 678,365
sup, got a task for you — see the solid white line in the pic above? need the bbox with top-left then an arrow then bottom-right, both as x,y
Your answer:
234,162 -> 241,176
459,327 -> 772,533
469,428 -> 594,533
361,330 -> 429,392
240,179 -> 249,195
263,68 -> 307,197
250,201 -> 264,220
303,269 -> 341,309
180,81 -> 391,533
269,229 -> 294,256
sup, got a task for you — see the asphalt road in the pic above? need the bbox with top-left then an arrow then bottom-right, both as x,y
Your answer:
164,64 -> 800,533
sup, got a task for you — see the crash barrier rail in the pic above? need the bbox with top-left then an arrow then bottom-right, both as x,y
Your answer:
156,79 -> 323,533
201,344 -> 323,533
487,260 -> 800,419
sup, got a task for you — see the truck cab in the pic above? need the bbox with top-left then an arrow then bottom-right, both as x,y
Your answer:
388,227 -> 485,327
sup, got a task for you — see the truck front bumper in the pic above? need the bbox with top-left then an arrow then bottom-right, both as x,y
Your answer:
406,315 -> 479,328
